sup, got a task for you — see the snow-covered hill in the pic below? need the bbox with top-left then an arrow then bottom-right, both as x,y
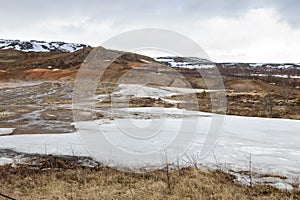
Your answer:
155,56 -> 213,69
155,56 -> 300,70
155,56 -> 300,78
0,39 -> 90,52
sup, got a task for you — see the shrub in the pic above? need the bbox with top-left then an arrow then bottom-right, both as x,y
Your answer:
201,90 -> 207,97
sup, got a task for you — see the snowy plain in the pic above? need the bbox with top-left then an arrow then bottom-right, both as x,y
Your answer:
0,107 -> 299,189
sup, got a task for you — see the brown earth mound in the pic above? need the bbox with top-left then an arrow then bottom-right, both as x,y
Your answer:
0,47 -> 155,81
23,68 -> 77,81
0,48 -> 92,71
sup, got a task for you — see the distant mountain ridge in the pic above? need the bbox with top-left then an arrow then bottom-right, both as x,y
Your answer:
155,56 -> 300,68
0,39 -> 90,52
155,56 -> 300,79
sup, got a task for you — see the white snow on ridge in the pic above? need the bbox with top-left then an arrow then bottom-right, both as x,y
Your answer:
251,74 -> 300,79
155,57 -> 300,71
273,74 -> 300,79
273,65 -> 294,69
249,63 -> 264,67
0,39 -> 89,52
184,64 -> 216,69
154,57 -> 215,69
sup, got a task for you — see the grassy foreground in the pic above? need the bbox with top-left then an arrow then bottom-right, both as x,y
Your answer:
0,156 -> 299,200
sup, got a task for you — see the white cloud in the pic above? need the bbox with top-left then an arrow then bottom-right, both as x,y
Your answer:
181,8 -> 300,63
0,1 -> 300,63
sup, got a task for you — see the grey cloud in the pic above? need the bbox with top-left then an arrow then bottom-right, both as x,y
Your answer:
269,0 -> 300,26
1,0 -> 300,43
1,0 -> 299,28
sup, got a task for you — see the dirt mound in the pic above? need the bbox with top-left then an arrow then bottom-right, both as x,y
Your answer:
0,69 -> 24,81
24,68 -> 77,81
0,47 -> 155,72
0,47 -> 156,81
0,47 -> 92,71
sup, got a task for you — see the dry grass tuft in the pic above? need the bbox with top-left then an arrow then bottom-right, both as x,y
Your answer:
0,156 -> 299,200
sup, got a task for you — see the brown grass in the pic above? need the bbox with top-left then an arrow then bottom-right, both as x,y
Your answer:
0,158 -> 299,200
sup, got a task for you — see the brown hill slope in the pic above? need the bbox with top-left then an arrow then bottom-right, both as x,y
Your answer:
0,47 -> 92,71
0,47 -> 156,81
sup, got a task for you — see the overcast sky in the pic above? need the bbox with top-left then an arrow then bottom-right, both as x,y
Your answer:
1,0 -> 300,63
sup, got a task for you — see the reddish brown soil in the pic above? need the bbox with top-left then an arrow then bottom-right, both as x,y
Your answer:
23,68 -> 77,81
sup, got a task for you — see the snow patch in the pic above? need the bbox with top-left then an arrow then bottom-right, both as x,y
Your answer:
0,157 -> 14,166
0,39 -> 90,52
0,128 -> 15,135
0,108 -> 299,189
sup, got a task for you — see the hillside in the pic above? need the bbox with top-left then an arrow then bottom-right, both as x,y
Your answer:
0,44 -> 156,81
0,39 -> 299,199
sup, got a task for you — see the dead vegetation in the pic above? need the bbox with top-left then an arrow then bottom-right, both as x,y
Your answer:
0,155 -> 299,200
